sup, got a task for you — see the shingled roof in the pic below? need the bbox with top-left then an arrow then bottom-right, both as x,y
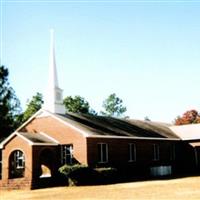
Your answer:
55,112 -> 179,139
18,132 -> 57,144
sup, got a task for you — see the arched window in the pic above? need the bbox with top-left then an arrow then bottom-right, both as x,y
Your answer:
9,150 -> 25,179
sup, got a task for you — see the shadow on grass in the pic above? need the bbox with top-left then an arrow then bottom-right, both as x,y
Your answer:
31,171 -> 200,189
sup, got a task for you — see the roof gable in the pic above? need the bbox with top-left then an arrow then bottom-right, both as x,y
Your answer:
0,131 -> 58,148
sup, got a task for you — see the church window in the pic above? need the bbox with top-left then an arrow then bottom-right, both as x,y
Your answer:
98,143 -> 108,163
61,145 -> 73,165
128,143 -> 136,162
170,144 -> 176,161
9,150 -> 25,178
153,144 -> 159,161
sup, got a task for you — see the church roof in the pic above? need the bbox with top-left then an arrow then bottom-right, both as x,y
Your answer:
170,124 -> 200,141
18,132 -> 58,144
0,130 -> 58,148
54,112 -> 179,140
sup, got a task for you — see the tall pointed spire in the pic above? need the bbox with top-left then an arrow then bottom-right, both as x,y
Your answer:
49,29 -> 59,88
43,29 -> 65,114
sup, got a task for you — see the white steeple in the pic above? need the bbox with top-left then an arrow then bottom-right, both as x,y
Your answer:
43,29 -> 66,114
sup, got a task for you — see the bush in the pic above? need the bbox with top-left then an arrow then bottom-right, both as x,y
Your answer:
59,164 -> 97,186
95,167 -> 118,184
59,164 -> 87,177
58,164 -> 118,186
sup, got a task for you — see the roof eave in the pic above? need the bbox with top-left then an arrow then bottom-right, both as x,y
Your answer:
87,135 -> 180,141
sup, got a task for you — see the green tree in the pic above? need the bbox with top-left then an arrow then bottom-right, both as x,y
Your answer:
63,95 -> 91,114
100,93 -> 127,117
63,95 -> 97,115
0,66 -> 21,139
22,92 -> 44,122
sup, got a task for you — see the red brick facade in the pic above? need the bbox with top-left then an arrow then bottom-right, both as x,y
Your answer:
22,116 -> 87,165
0,113 -> 198,189
87,137 -> 178,169
0,135 -> 32,189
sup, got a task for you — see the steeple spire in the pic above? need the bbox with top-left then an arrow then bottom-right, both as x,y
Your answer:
49,29 -> 59,88
43,30 -> 65,114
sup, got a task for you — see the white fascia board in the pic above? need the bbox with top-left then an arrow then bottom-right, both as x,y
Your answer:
87,135 -> 180,141
16,109 -> 44,132
0,131 -> 33,149
16,133 -> 33,146
0,131 -> 18,149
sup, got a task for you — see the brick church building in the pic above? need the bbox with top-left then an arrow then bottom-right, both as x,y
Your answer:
1,31 -> 200,189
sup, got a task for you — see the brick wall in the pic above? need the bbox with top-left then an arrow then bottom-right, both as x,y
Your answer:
87,137 -> 179,172
21,116 -> 88,165
1,135 -> 33,189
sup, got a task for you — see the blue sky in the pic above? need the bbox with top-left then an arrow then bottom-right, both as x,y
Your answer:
1,0 -> 200,122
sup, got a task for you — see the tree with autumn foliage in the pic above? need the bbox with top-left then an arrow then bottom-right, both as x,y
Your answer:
174,109 -> 200,125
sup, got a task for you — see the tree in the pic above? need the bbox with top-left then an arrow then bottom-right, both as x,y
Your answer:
22,92 -> 44,122
174,109 -> 200,125
100,93 -> 127,117
63,95 -> 92,114
144,116 -> 151,121
0,66 -> 21,138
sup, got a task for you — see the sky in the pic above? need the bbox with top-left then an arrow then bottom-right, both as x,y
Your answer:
1,0 -> 200,123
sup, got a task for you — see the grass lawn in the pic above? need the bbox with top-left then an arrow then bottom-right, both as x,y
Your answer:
1,176 -> 200,200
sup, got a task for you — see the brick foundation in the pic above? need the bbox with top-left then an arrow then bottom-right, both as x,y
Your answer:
0,178 -> 32,190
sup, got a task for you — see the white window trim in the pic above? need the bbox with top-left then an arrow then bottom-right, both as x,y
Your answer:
14,150 -> 25,169
128,143 -> 136,162
153,144 -> 159,161
98,143 -> 108,163
61,145 -> 73,165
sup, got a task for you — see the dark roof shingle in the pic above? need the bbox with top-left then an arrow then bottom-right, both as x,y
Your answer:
55,113 -> 178,139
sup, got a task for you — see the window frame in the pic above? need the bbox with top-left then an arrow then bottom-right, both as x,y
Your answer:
14,150 -> 25,169
153,144 -> 160,161
98,143 -> 108,163
128,143 -> 136,162
61,145 -> 73,165
9,150 -> 25,179
170,144 -> 176,161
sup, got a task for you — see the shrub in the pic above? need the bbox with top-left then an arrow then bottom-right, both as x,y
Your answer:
58,164 -> 118,186
59,164 -> 97,186
59,164 -> 87,177
95,167 -> 118,184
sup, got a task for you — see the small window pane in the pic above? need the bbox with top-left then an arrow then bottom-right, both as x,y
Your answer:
153,144 -> 159,161
98,143 -> 108,163
129,144 -> 136,162
61,145 -> 73,165
170,144 -> 176,161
